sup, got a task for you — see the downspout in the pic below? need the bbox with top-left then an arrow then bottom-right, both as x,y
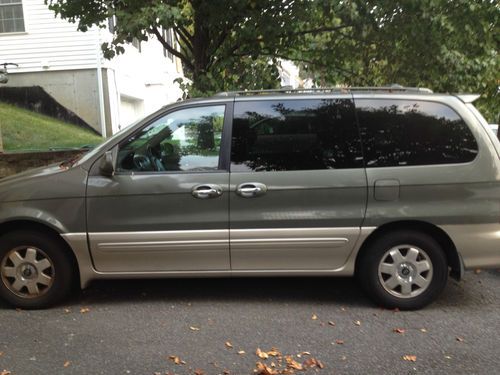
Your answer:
95,28 -> 107,138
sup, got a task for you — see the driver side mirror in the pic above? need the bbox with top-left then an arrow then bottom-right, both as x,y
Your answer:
99,150 -> 115,177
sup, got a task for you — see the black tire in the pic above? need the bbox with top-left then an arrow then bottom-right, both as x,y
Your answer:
0,230 -> 75,309
357,230 -> 448,310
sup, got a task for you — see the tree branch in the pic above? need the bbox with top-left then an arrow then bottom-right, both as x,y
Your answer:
173,24 -> 194,52
151,26 -> 194,72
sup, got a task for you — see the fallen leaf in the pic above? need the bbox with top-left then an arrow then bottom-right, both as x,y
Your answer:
168,355 -> 186,365
80,307 -> 90,314
237,350 -> 246,355
335,339 -> 344,345
354,320 -> 361,326
63,361 -> 71,368
402,355 -> 417,362
223,370 -> 230,375
194,369 -> 205,375
311,314 -> 318,320
256,348 -> 269,359
393,328 -> 405,334
420,328 -> 427,333
297,351 -> 311,358
267,348 -> 281,357
303,357 -> 325,369
189,326 -> 200,331
63,308 -> 71,314
0,370 -> 11,375
255,362 -> 278,375
328,321 -> 335,326
285,356 -> 303,370
444,355 -> 452,359
474,268 -> 481,274
456,337 -> 464,342
225,341 -> 233,349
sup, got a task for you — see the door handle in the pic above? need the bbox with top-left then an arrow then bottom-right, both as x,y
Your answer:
236,182 -> 267,198
191,184 -> 223,199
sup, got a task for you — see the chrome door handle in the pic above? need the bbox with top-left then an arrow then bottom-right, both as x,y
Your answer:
236,182 -> 267,198
192,184 -> 223,199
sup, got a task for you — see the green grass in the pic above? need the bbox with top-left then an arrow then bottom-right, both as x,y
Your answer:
0,102 -> 103,151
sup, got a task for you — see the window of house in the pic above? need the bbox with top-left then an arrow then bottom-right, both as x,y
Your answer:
356,99 -> 478,167
117,105 -> 225,173
0,0 -> 25,33
231,99 -> 363,172
163,29 -> 174,61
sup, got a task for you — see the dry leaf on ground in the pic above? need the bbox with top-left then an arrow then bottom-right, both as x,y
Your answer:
63,361 -> 71,368
297,351 -> 311,358
311,314 -> 318,320
80,307 -> 90,313
0,371 -> 11,375
255,362 -> 278,375
194,369 -> 205,375
393,328 -> 405,334
354,320 -> 361,326
303,357 -> 325,369
456,337 -> 464,342
189,326 -> 200,331
285,356 -> 303,370
225,341 -> 233,349
168,355 -> 186,365
237,350 -> 246,355
328,321 -> 335,326
256,348 -> 269,359
402,355 -> 417,362
335,339 -> 344,345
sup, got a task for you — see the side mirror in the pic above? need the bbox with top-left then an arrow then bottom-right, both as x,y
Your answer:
99,150 -> 115,177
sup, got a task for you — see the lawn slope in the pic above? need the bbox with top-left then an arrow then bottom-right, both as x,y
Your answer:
0,102 -> 103,151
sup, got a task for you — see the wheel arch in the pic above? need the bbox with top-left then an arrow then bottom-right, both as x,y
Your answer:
0,219 -> 81,285
356,220 -> 463,280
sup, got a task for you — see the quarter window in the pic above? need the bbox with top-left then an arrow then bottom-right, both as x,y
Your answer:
231,99 -> 363,171
356,99 -> 478,167
0,0 -> 24,33
117,105 -> 225,173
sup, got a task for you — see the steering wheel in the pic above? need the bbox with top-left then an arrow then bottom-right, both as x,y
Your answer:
132,154 -> 152,171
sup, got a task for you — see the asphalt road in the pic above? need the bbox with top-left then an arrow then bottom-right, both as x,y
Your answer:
0,270 -> 499,375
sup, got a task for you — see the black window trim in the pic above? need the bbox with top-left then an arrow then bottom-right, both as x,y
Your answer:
113,101 -> 233,176
352,97 -> 480,169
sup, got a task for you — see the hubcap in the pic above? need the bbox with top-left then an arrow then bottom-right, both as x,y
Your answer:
1,247 -> 54,299
378,245 -> 433,299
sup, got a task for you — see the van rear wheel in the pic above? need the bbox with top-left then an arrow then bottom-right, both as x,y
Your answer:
0,230 -> 74,309
357,230 -> 448,310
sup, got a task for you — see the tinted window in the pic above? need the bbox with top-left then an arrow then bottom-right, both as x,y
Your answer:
231,99 -> 363,171
356,100 -> 478,167
117,105 -> 225,172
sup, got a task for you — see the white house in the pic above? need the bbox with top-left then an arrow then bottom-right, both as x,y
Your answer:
0,0 -> 184,136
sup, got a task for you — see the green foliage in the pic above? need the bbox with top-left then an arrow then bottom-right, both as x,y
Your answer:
0,102 -> 102,151
46,0 -> 498,121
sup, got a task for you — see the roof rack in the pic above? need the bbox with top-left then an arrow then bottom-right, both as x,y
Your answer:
215,85 -> 433,97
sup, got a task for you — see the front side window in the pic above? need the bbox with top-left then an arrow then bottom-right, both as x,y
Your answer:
117,105 -> 225,173
0,0 -> 24,33
356,99 -> 478,167
231,99 -> 363,172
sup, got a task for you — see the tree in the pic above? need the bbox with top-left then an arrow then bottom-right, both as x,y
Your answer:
46,0 -> 498,120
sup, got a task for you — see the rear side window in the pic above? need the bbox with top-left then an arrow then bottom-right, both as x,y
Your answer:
231,99 -> 363,172
356,99 -> 478,167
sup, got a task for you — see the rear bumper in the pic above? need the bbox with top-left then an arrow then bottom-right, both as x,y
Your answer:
440,224 -> 500,269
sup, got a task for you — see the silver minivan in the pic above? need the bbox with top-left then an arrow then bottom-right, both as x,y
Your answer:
1,87 -> 499,310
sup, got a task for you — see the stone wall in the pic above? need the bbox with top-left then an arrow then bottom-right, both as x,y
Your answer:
0,149 -> 86,178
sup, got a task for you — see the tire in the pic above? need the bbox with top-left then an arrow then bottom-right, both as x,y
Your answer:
0,230 -> 75,309
357,230 -> 448,310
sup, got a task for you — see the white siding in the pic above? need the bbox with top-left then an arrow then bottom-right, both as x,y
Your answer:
0,0 -> 99,73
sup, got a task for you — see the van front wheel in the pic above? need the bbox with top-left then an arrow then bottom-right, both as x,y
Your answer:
357,230 -> 448,310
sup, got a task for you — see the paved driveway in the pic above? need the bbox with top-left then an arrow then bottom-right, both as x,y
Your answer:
0,270 -> 499,374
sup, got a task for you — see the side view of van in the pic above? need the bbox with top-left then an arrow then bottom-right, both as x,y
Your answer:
0,86 -> 499,310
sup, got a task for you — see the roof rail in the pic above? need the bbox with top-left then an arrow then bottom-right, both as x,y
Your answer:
215,85 -> 433,97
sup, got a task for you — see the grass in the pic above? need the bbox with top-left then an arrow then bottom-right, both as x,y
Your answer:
0,101 -> 103,151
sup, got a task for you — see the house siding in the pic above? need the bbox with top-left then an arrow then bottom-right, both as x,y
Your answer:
0,0 -> 99,73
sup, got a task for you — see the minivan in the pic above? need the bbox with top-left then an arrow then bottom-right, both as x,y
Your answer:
1,87 -> 499,310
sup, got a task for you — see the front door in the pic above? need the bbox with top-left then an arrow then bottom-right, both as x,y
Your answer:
229,97 -> 367,270
86,103 -> 231,272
